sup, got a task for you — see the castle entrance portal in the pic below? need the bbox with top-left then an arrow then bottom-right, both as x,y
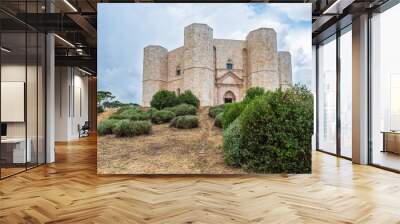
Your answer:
223,91 -> 236,104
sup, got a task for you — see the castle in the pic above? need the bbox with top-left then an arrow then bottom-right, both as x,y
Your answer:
142,23 -> 292,107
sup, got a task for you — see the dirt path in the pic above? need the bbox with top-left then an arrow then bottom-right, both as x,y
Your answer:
97,108 -> 117,123
97,107 -> 247,174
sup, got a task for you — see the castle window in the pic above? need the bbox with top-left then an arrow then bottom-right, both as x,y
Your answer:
176,66 -> 181,76
226,59 -> 233,70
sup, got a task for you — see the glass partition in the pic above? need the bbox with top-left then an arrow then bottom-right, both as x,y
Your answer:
0,1 -> 46,179
371,3 -> 400,171
27,31 -> 38,169
339,27 -> 352,158
38,32 -> 45,165
1,31 -> 28,177
317,35 -> 337,154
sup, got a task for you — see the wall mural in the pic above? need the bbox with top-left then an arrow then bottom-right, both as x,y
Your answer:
97,3 -> 313,174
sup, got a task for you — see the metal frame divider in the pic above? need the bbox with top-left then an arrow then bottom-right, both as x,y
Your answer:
336,26 -> 341,157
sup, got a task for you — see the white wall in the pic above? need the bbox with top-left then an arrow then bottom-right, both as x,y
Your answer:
55,67 -> 89,141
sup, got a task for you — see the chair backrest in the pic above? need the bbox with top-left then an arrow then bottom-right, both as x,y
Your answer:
82,121 -> 90,129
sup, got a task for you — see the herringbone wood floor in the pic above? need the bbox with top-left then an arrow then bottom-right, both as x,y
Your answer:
1,135 -> 400,224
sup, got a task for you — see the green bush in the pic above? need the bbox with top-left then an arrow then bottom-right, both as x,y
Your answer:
151,110 -> 176,124
208,105 -> 224,118
113,120 -> 152,137
238,86 -> 314,173
129,112 -> 150,121
98,119 -> 120,135
115,105 -> 139,114
177,90 -> 200,108
243,87 -> 265,104
214,113 -> 223,128
222,102 -> 245,129
109,107 -> 149,121
97,105 -> 104,114
223,118 -> 243,167
165,104 -> 197,116
150,90 -> 179,109
146,108 -> 159,117
170,115 -> 199,129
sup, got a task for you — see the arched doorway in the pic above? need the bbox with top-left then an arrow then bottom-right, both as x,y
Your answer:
223,91 -> 236,103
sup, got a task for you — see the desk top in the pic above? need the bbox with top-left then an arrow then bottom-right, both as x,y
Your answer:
1,138 -> 28,143
381,131 -> 400,134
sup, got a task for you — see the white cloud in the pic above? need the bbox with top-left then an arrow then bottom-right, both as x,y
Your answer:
268,3 -> 312,22
98,3 -> 312,103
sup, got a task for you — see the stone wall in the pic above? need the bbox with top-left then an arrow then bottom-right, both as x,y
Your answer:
167,47 -> 184,94
213,39 -> 246,73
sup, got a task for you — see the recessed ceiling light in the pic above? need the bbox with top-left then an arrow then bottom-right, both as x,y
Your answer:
323,0 -> 355,15
1,47 -> 11,53
63,0 -> 78,12
78,67 -> 92,76
54,34 -> 75,48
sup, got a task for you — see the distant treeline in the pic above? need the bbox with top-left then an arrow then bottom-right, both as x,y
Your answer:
97,90 -> 139,113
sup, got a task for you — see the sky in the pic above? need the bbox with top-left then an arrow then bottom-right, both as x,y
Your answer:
98,3 -> 312,104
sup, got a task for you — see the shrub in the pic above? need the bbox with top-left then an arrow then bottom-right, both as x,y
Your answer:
113,120 -> 152,137
151,110 -> 176,124
165,104 -> 197,116
170,115 -> 198,129
115,105 -> 138,114
146,108 -> 159,117
214,113 -> 223,128
129,112 -> 150,121
243,87 -> 265,104
98,119 -> 120,135
109,107 -> 149,121
150,90 -> 179,109
97,105 -> 104,114
239,85 -> 314,173
178,90 -> 200,108
222,102 -> 245,129
208,105 -> 224,118
223,118 -> 243,167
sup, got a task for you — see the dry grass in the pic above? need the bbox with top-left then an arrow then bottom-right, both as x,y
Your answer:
97,107 -> 247,174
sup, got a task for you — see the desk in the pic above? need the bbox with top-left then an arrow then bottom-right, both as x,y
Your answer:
382,131 -> 400,154
1,138 -> 31,163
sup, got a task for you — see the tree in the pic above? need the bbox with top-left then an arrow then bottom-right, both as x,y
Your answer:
97,91 -> 115,106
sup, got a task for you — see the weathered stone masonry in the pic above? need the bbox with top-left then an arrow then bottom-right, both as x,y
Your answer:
142,23 -> 292,107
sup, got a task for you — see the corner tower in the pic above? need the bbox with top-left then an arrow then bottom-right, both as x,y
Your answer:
246,28 -> 279,90
142,45 -> 168,107
278,51 -> 292,90
183,23 -> 214,106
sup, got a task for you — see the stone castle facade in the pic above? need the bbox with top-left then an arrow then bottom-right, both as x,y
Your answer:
142,23 -> 292,107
